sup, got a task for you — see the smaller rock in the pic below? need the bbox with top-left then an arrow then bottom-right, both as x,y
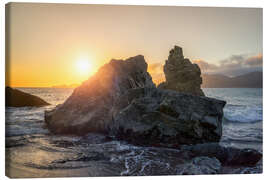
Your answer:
5,87 -> 50,107
176,156 -> 221,175
181,143 -> 262,166
230,159 -> 262,174
158,46 -> 205,96
226,148 -> 263,166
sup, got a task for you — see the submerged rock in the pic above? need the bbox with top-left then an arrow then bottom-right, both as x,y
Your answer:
158,46 -> 205,96
181,143 -> 262,166
176,156 -> 222,175
45,54 -> 226,146
227,159 -> 262,174
5,87 -> 50,107
176,143 -> 262,175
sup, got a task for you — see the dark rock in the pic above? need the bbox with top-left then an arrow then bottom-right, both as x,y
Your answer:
181,143 -> 262,166
176,156 -> 222,175
226,159 -> 262,174
53,153 -> 110,164
5,136 -> 28,148
110,87 -> 226,146
5,87 -> 50,107
45,53 -> 226,146
158,46 -> 205,96
45,55 -> 155,134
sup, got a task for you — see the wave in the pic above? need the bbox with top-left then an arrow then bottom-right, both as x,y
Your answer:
223,116 -> 262,123
223,104 -> 262,123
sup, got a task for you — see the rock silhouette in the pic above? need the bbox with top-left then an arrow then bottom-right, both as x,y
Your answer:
6,87 -> 50,107
45,55 -> 155,134
45,52 -> 226,146
158,46 -> 205,96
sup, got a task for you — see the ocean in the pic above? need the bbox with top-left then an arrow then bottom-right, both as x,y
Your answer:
5,88 -> 263,177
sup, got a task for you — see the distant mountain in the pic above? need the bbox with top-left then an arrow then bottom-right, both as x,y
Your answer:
202,71 -> 262,88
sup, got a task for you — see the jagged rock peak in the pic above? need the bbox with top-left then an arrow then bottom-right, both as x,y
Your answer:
158,45 -> 205,96
169,45 -> 184,60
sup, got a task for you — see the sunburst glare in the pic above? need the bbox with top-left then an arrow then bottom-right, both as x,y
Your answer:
76,58 -> 91,75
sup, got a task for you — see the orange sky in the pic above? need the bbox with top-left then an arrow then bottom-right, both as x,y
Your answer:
5,3 -> 262,87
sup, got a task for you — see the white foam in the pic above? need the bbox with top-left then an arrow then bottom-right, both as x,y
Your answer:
224,104 -> 262,123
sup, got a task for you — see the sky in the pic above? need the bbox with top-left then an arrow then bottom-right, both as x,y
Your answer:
6,3 -> 262,87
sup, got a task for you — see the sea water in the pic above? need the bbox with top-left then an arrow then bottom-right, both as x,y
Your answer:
5,88 -> 262,177
204,88 -> 262,152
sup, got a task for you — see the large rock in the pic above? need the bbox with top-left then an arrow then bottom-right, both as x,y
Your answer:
110,87 -> 225,146
6,87 -> 50,107
158,46 -> 205,96
45,54 -> 226,147
45,55 -> 155,134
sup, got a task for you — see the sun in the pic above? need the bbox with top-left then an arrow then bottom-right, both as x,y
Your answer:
76,58 -> 91,75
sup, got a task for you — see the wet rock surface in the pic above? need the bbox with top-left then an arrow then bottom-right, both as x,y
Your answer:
180,143 -> 262,167
5,133 -> 262,178
176,156 -> 222,175
6,87 -> 50,107
158,46 -> 205,96
110,87 -> 225,146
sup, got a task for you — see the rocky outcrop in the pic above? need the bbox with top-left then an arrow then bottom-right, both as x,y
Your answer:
45,55 -> 155,134
158,46 -> 205,96
45,54 -> 226,146
110,87 -> 225,146
6,87 -> 50,107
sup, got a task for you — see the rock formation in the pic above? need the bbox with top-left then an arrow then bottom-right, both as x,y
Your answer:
43,48 -> 262,172
110,87 -> 225,146
6,87 -> 50,107
45,55 -> 155,134
45,54 -> 226,146
158,46 -> 205,96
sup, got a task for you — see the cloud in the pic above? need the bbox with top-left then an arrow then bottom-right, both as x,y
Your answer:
220,54 -> 246,69
193,54 -> 263,76
192,59 -> 218,72
148,63 -> 165,84
244,54 -> 263,66
148,63 -> 163,72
